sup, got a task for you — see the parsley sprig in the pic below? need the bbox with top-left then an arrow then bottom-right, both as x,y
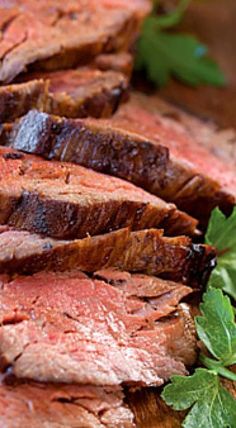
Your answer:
162,207 -> 236,427
196,289 -> 236,380
206,207 -> 236,299
135,0 -> 225,87
162,368 -> 236,428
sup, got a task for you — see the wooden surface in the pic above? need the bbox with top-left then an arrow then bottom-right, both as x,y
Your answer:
127,388 -> 184,428
126,375 -> 236,427
129,1 -> 236,426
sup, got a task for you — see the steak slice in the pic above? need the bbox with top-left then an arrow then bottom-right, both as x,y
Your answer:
10,107 -> 236,227
0,378 -> 135,428
142,94 -> 236,168
0,227 -> 215,287
26,68 -> 128,118
111,93 -> 236,226
0,147 -> 197,238
0,270 -> 196,386
0,0 -> 151,83
44,68 -> 128,118
0,68 -> 128,122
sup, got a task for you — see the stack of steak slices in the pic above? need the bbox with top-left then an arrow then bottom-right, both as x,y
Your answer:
6,102 -> 235,228
0,0 -> 230,426
0,152 -> 215,427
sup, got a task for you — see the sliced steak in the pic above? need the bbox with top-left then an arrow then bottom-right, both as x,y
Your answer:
24,68 -> 128,118
0,68 -> 128,122
45,68 -> 128,118
127,93 -> 236,168
0,0 -> 151,83
94,270 -> 193,319
111,93 -> 236,226
10,107 -> 236,227
0,378 -> 135,428
8,110 -> 170,195
0,227 -> 215,286
0,147 -> 197,238
0,270 -> 196,386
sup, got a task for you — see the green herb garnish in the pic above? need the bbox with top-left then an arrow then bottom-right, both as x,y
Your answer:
162,207 -> 236,427
205,207 -> 236,299
135,0 -> 225,87
162,368 -> 236,428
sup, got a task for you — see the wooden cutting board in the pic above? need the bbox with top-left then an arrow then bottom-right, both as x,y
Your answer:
127,388 -> 184,427
126,375 -> 236,427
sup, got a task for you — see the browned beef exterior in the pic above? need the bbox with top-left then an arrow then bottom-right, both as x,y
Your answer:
46,68 -> 128,118
8,110 -> 169,194
10,107 -> 236,227
0,378 -> 135,428
0,68 -> 128,122
0,123 -> 12,146
0,80 -> 48,123
0,147 -> 197,238
111,94 -> 236,226
23,68 -> 128,118
0,0 -> 151,83
0,270 -> 196,386
0,227 -> 215,287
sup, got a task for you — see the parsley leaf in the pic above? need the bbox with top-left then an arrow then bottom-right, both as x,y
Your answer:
135,15 -> 225,87
162,289 -> 236,425
206,207 -> 236,299
162,368 -> 236,428
162,207 -> 236,425
196,288 -> 236,367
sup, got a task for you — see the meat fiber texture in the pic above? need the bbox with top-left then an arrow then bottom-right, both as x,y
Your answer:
9,107 -> 236,228
0,270 -> 196,386
0,226 -> 215,288
0,0 -> 151,83
0,377 -> 135,428
111,93 -> 236,226
0,147 -> 197,238
143,94 -> 236,169
36,68 -> 129,119
0,68 -> 129,122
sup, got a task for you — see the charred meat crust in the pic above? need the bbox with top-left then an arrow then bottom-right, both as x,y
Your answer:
0,227 -> 216,287
9,108 -> 236,228
0,68 -> 129,122
0,80 -> 48,123
44,68 -> 129,119
0,147 -> 197,237
111,95 -> 236,227
10,109 -> 169,193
